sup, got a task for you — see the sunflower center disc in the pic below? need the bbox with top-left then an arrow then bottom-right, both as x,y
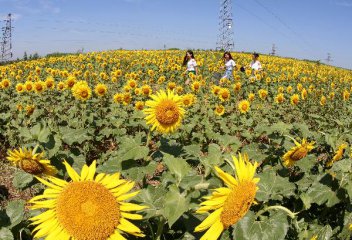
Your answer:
290,147 -> 308,161
19,159 -> 45,175
220,181 -> 256,229
56,181 -> 120,240
81,90 -> 88,98
155,100 -> 180,125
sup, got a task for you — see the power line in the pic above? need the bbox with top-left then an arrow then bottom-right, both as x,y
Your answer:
251,0 -> 318,52
234,2 -> 296,41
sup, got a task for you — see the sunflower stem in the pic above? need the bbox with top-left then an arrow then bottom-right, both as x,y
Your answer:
146,129 -> 151,147
256,205 -> 297,219
155,216 -> 166,240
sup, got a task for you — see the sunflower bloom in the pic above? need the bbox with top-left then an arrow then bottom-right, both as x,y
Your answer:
326,143 -> 347,167
182,94 -> 196,107
191,81 -> 201,92
275,93 -> 285,104
29,160 -> 147,239
6,147 -> 57,176
94,83 -> 108,97
211,86 -> 221,96
72,81 -> 92,101
143,90 -> 185,134
1,79 -> 11,88
238,100 -> 250,113
34,81 -> 46,94
57,81 -> 66,91
248,93 -> 255,101
282,138 -> 315,167
135,101 -> 144,111
141,85 -> 152,96
113,93 -> 124,104
258,89 -> 268,100
214,105 -> 225,116
16,83 -> 25,93
290,94 -> 299,105
219,88 -> 230,102
195,153 -> 259,240
320,96 -> 326,106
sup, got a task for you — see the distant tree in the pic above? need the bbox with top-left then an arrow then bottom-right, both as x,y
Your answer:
33,52 -> 39,59
23,52 -> 28,60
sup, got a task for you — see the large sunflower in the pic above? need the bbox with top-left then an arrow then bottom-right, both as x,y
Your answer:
195,153 -> 259,240
6,147 -> 57,176
29,160 -> 146,240
143,89 -> 185,134
71,81 -> 92,101
282,138 -> 315,167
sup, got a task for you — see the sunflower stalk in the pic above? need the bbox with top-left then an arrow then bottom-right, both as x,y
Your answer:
256,205 -> 297,219
155,216 -> 166,240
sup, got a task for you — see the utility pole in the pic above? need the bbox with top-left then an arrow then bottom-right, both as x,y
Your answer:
270,43 -> 276,56
1,13 -> 13,62
325,53 -> 332,64
216,0 -> 235,52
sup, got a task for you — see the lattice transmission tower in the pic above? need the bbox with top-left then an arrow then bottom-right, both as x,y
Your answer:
1,13 -> 13,62
216,0 -> 235,51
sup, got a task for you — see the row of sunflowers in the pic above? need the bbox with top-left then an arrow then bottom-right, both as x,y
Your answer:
0,50 -> 352,240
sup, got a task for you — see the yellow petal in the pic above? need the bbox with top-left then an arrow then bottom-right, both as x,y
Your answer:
214,166 -> 237,187
200,219 -> 224,240
117,190 -> 140,201
117,218 -> 144,236
195,208 -> 222,232
120,212 -> 143,220
63,161 -> 80,181
120,202 -> 148,212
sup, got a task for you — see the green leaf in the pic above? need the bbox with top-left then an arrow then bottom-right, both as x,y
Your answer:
60,127 -> 91,145
232,211 -> 289,240
117,137 -> 149,161
256,169 -> 296,202
218,135 -> 242,152
6,200 -> 25,229
163,185 -> 189,228
179,175 -> 203,190
135,186 -> 168,218
163,154 -> 191,184
183,144 -> 201,157
200,143 -> 222,167
0,228 -> 13,240
315,225 -> 333,240
268,121 -> 291,135
31,123 -> 51,143
300,176 -> 339,208
12,171 -> 34,190
241,143 -> 267,163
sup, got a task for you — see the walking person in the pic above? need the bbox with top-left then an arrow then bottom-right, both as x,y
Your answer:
219,51 -> 236,83
182,50 -> 198,85
250,53 -> 262,71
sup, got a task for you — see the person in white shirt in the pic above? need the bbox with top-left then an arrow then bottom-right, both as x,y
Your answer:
220,51 -> 236,81
182,50 -> 198,84
250,53 -> 262,71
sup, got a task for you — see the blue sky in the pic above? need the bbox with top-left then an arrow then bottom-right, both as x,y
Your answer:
1,0 -> 352,69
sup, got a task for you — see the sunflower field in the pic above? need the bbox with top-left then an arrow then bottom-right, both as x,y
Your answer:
0,50 -> 352,240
